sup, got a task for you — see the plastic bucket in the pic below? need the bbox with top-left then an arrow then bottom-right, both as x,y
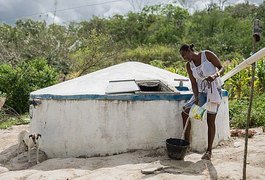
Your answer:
166,138 -> 190,160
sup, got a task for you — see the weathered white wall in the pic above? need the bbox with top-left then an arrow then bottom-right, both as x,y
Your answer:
30,97 -> 229,158
190,96 -> 230,152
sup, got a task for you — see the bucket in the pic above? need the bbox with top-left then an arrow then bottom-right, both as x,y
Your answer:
166,138 -> 190,160
189,104 -> 206,121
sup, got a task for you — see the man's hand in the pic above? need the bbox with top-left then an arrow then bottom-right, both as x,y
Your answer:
205,74 -> 217,82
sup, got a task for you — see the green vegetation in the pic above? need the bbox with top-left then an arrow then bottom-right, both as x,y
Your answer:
0,59 -> 58,114
0,2 -> 265,128
229,93 -> 265,128
0,113 -> 30,129
0,118 -> 29,129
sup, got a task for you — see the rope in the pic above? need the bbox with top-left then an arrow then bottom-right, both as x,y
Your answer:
201,79 -> 213,93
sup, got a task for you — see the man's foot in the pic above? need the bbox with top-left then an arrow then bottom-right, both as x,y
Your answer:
201,151 -> 212,160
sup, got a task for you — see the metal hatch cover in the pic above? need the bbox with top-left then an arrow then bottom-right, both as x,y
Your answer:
105,79 -> 140,94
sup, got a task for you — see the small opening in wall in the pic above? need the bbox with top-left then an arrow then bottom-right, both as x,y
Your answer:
136,80 -> 173,92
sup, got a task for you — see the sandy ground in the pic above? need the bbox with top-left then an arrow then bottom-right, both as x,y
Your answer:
0,125 -> 264,180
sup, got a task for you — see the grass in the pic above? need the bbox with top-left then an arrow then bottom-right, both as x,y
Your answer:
0,114 -> 30,129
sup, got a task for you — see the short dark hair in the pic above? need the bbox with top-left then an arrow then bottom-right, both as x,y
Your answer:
179,44 -> 194,52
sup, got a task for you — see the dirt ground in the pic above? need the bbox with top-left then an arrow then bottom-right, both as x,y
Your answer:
0,125 -> 264,180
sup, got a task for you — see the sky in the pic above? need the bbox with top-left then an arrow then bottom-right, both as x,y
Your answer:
0,0 -> 263,25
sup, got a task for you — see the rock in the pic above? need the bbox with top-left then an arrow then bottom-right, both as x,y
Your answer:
8,149 -> 48,171
0,166 -> 9,174
233,142 -> 241,148
230,129 -> 256,138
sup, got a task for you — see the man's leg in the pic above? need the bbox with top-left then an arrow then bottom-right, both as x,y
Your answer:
207,113 -> 217,152
202,113 -> 217,160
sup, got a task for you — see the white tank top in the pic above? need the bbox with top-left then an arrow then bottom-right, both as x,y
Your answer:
189,50 -> 223,92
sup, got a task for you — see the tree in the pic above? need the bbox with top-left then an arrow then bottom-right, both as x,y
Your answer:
70,29 -> 119,77
0,59 -> 58,113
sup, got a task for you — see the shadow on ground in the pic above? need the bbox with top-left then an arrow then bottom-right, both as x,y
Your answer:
141,150 -> 217,180
0,144 -> 48,170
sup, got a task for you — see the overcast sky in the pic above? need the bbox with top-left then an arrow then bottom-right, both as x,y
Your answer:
0,0 -> 263,25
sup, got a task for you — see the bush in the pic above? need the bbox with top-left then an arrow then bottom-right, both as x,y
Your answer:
229,99 -> 248,128
252,93 -> 265,126
223,54 -> 254,99
0,113 -> 30,129
229,93 -> 265,128
256,59 -> 265,92
120,44 -> 179,64
0,58 -> 58,114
